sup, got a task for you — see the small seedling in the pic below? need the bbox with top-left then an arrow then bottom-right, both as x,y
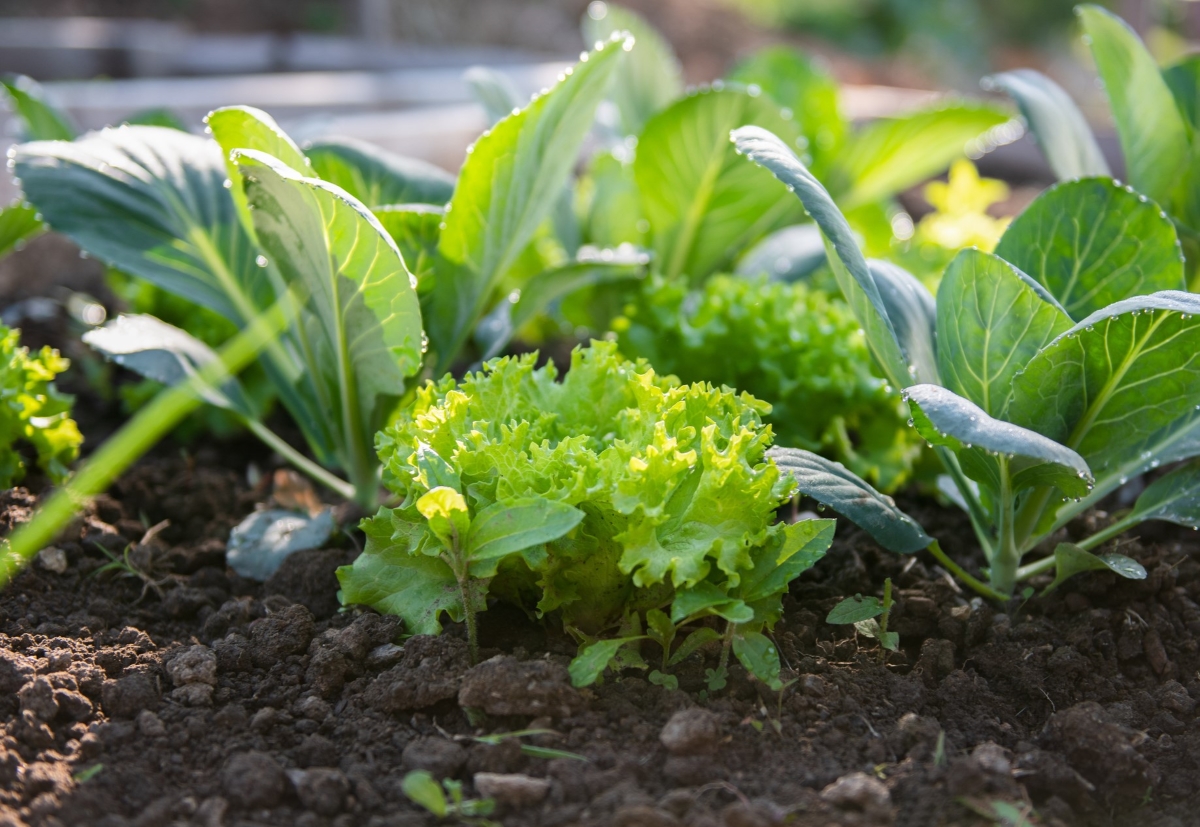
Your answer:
826,578 -> 898,657
401,770 -> 497,825
461,729 -> 588,763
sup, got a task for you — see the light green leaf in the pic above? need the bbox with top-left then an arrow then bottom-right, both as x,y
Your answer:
903,383 -> 1093,496
1010,291 -> 1200,475
936,248 -> 1072,418
1078,5 -> 1190,210
994,178 -> 1185,321
236,150 -> 424,465
645,608 -> 674,651
1126,458 -> 1200,529
1,74 -> 76,141
727,46 -> 846,169
124,108 -> 187,131
372,205 -> 443,290
464,65 -> 523,125
417,486 -> 471,549
1042,541 -> 1146,594
834,102 -> 1012,209
768,447 -> 931,554
465,497 -> 585,576
0,202 -> 44,257
735,519 -> 835,606
413,442 -> 460,493
306,137 -> 455,208
14,126 -> 265,323
667,626 -> 721,667
636,87 -> 803,283
582,2 -> 682,136
983,69 -> 1110,181
430,34 -> 627,371
568,636 -> 644,687
732,629 -> 782,690
583,151 -> 645,248
826,594 -> 885,625
670,581 -> 753,624
207,105 -> 309,172
401,771 -> 447,817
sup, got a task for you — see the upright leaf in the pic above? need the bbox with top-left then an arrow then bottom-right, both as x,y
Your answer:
373,205 -> 443,290
868,259 -> 939,386
731,630 -> 782,690
305,137 -> 456,208
1078,5 -> 1190,210
833,103 -> 1012,208
465,498 -> 585,576
1,75 -> 76,141
994,178 -> 1185,321
1163,56 -> 1200,133
582,2 -> 682,135
636,87 -> 803,283
464,65 -> 523,125
983,69 -> 1110,181
0,202 -> 43,257
936,249 -> 1072,418
734,519 -> 835,620
207,105 -> 311,231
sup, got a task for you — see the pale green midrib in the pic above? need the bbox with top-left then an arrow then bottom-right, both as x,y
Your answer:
664,110 -> 731,283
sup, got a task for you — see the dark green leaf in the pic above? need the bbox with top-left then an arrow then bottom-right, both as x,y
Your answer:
1042,541 -> 1146,594
636,87 -> 803,283
878,630 -> 899,651
645,608 -> 674,651
994,178 -> 1185,321
768,446 -> 931,554
1163,55 -> 1200,132
568,636 -> 643,687
735,519 -> 835,607
826,594 -> 885,625
869,258 -> 939,386
305,137 -> 455,208
983,69 -> 1110,181
936,248 -> 1072,418
669,581 -> 753,624
1127,458 -> 1200,529
732,630 -> 782,691
648,670 -> 679,690
1,74 -> 76,141
735,223 -> 825,282
668,626 -> 721,667
465,497 -> 585,576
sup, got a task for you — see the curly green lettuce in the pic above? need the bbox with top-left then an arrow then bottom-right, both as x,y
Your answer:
612,274 -> 923,491
0,324 -> 81,487
338,341 -> 826,643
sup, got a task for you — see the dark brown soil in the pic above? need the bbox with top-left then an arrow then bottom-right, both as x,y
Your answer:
1,447 -> 1199,827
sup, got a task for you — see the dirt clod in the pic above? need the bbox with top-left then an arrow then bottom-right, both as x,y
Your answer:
458,655 -> 581,718
100,673 -> 160,720
820,771 -> 891,816
247,604 -> 314,667
473,772 -> 551,808
402,736 -> 467,778
658,707 -> 720,756
289,767 -> 351,815
221,750 -> 287,809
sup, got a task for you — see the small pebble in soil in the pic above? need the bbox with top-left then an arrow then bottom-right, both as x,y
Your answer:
221,751 -> 287,809
659,708 -> 720,756
820,771 -> 892,816
166,644 -> 217,687
35,546 -> 68,574
474,772 -> 551,808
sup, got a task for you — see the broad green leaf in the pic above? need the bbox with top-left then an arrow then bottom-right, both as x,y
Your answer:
834,102 -> 1012,209
669,581 -> 753,624
728,47 -> 846,169
732,630 -> 782,690
735,519 -> 834,607
1,74 -> 76,140
582,2 -> 682,135
413,441 -> 460,492
401,771 -> 447,817
305,137 -> 456,208
568,636 -> 643,687
372,205 -> 443,290
236,150 -> 424,462
1127,458 -> 1200,529
337,513 -> 464,634
869,259 -> 939,386
903,384 -> 1093,497
465,497 -> 585,576
732,126 -> 909,390
735,223 -> 826,282
431,34 -> 627,371
1042,541 -> 1146,594
645,608 -> 674,652
226,508 -> 336,581
0,202 -> 43,257
207,105 -> 311,232
464,65 -> 523,125
768,447 -> 930,554
827,594 -> 884,625
583,150 -> 645,248
82,314 -> 253,415
667,626 -> 721,667
14,126 -> 265,323
1164,56 -> 1200,133
416,486 -> 471,548
995,178 -> 1185,321
1010,291 -> 1200,475
636,87 -> 803,283
1079,5 -> 1190,210
937,249 -> 1072,418
983,69 -> 1110,181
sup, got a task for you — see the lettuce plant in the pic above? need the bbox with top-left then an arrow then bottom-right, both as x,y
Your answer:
338,341 -> 834,684
0,324 -> 81,488
735,125 -> 1200,598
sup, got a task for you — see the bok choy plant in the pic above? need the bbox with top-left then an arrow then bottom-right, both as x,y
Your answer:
732,125 -> 1200,599
338,341 -> 835,688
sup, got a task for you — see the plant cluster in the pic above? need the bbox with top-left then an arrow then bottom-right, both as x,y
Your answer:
0,324 -> 80,488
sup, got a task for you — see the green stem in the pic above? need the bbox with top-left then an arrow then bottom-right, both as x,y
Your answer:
990,457 -> 1019,596
1076,513 -> 1140,552
459,574 -> 479,665
719,622 -> 735,674
924,540 -> 1009,603
936,446 -> 994,560
1015,554 -> 1057,581
2,302 -> 288,587
242,419 -> 356,502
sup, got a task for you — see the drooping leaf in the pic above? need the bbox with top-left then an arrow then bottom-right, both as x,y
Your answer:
14,126 -> 265,323
1042,541 -> 1146,594
82,314 -> 254,415
582,2 -> 682,136
1078,4 -> 1190,210
727,46 -> 846,169
1010,291 -> 1200,475
903,383 -> 1093,496
768,446 -> 931,554
833,102 -> 1013,209
236,150 -> 424,459
826,594 -> 885,625
732,629 -> 782,690
868,259 -> 939,386
636,87 -> 804,283
732,126 -> 909,390
1125,458 -> 1200,529
430,34 -> 627,370
983,69 -> 1110,181
465,497 -> 585,576
735,223 -> 826,282
936,248 -> 1072,418
226,508 -> 335,581
994,178 -> 1185,321
0,202 -> 44,257
568,636 -> 644,687
305,137 -> 456,208
1,74 -> 76,141
464,65 -> 523,125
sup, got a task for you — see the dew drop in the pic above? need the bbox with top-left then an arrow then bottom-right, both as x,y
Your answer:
255,255 -> 268,268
